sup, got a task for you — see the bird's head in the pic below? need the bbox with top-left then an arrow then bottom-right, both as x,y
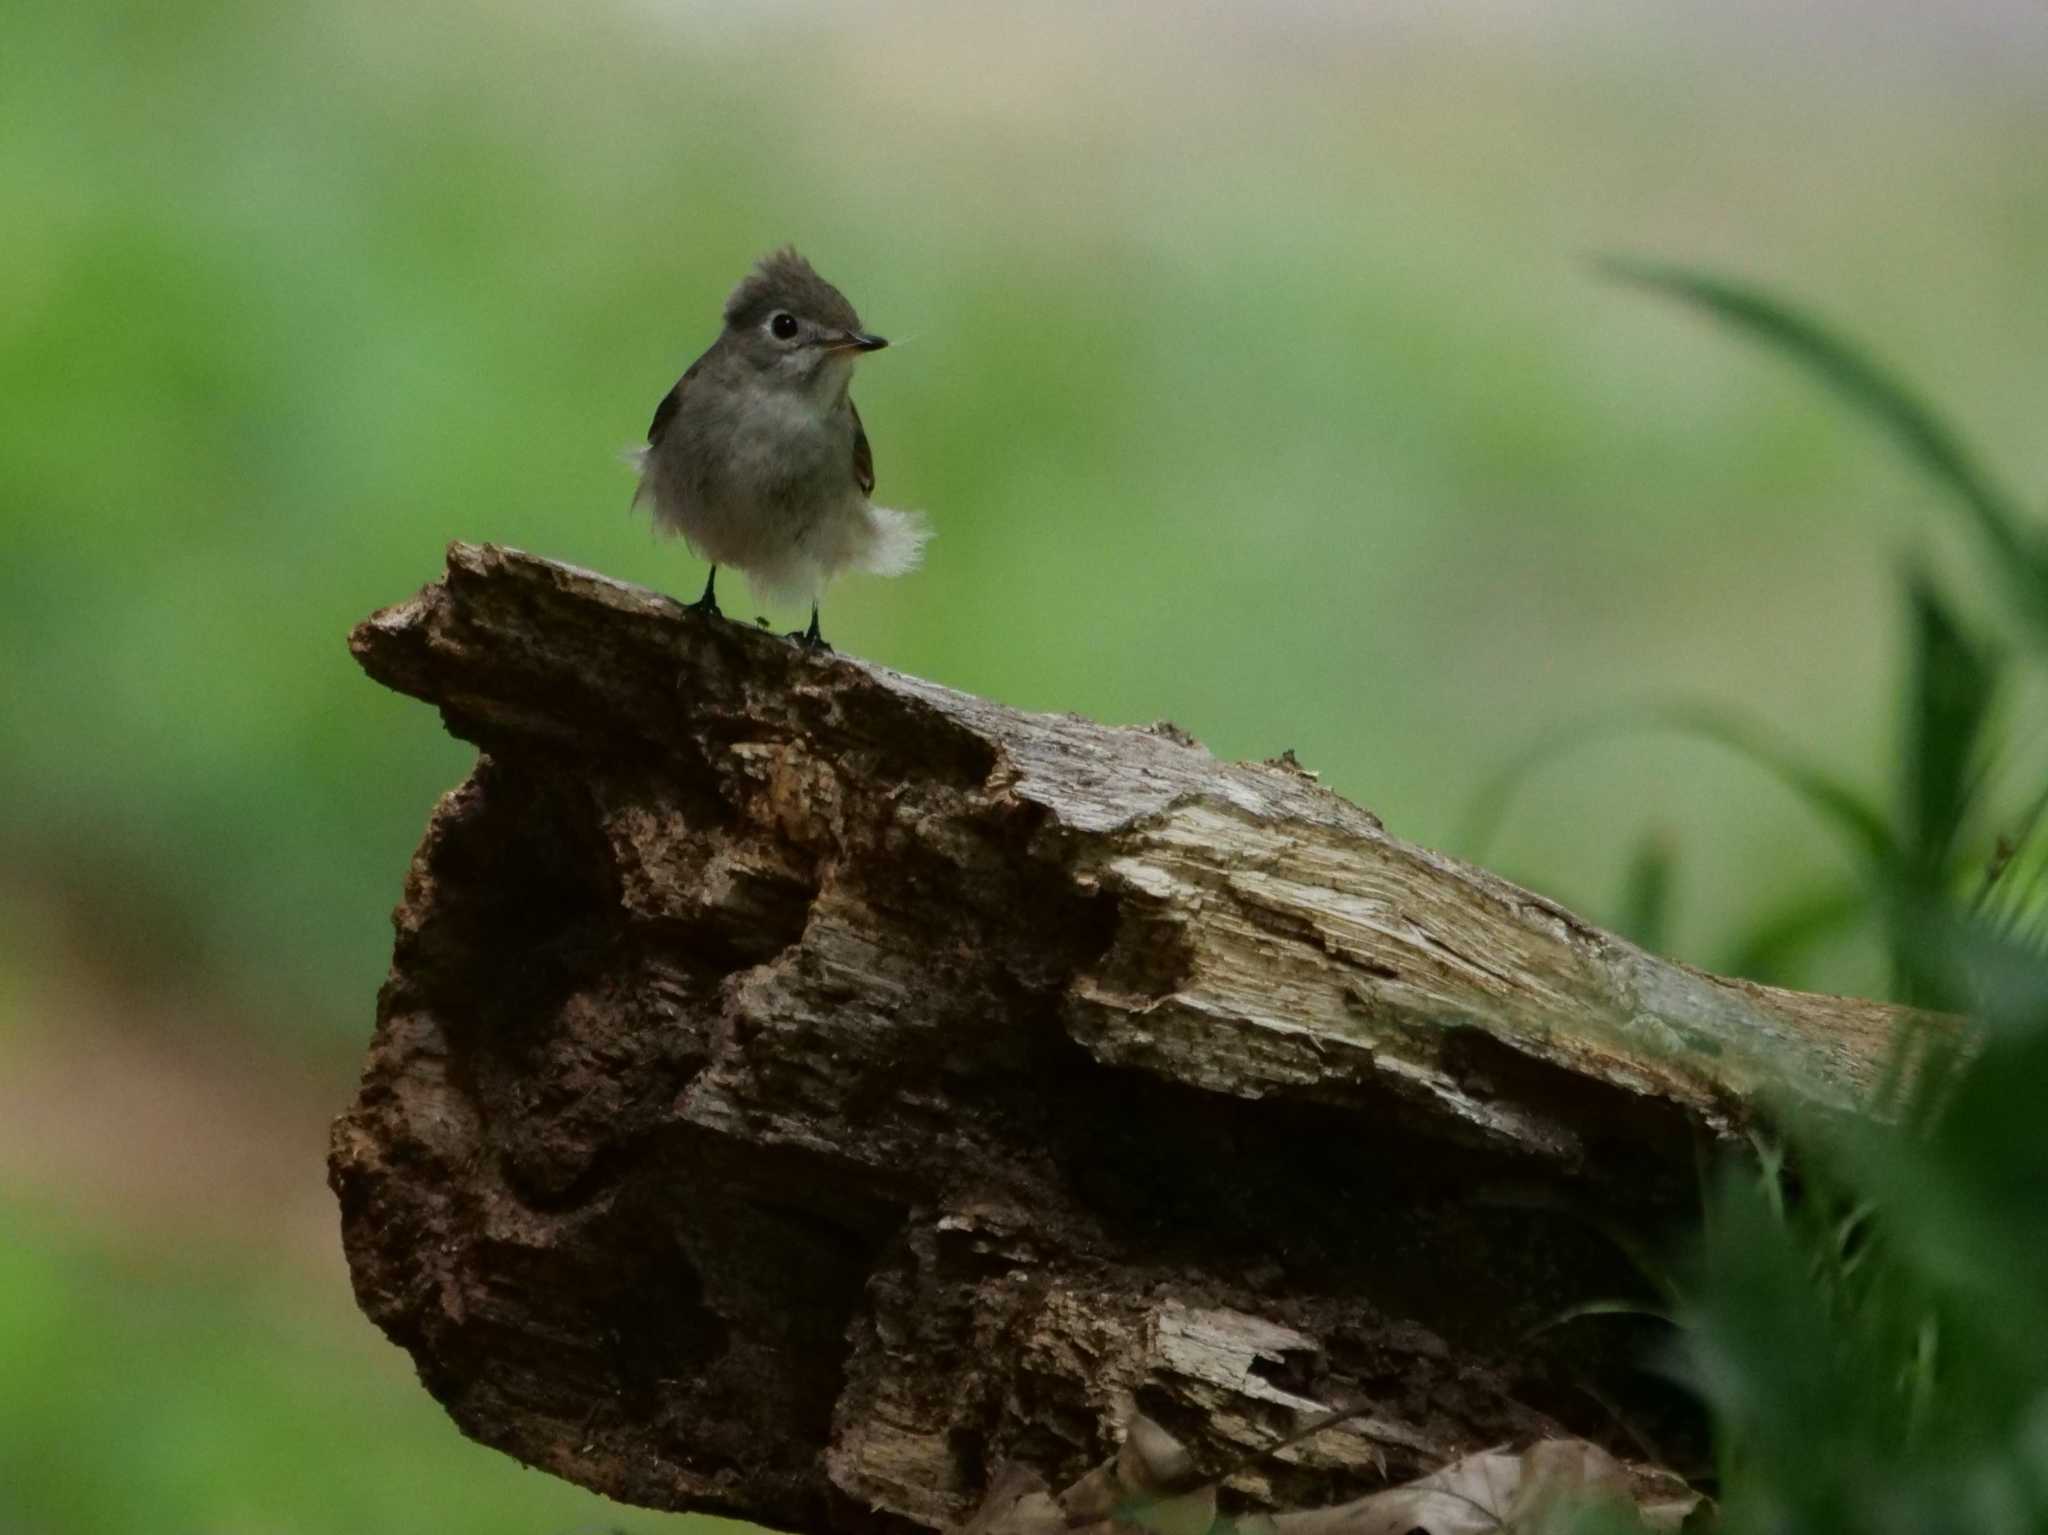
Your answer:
721,247 -> 887,397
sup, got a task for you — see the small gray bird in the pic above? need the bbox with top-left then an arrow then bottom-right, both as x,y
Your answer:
634,249 -> 927,650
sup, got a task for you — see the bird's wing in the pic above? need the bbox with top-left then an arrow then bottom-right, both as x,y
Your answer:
647,358 -> 700,446
851,398 -> 876,497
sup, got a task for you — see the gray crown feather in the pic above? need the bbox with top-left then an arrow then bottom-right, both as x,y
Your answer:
723,247 -> 862,333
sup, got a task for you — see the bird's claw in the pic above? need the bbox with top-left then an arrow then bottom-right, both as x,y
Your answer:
787,605 -> 831,653
682,568 -> 722,619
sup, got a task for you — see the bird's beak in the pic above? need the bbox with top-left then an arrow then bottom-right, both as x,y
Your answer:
827,331 -> 888,354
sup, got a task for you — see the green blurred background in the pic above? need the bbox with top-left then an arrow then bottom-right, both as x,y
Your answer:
3,0 -> 2044,1529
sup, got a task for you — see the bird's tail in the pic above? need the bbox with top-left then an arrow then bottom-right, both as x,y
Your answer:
860,505 -> 932,578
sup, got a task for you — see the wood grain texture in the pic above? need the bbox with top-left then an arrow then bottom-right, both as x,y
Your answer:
332,543 -> 1905,1532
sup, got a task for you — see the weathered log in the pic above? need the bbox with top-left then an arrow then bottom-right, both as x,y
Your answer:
331,543 -> 1905,1533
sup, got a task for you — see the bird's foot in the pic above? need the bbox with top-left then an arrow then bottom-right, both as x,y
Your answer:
683,568 -> 722,620
787,605 -> 832,654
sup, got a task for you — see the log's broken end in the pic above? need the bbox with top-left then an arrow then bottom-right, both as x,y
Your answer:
333,542 -> 1912,1531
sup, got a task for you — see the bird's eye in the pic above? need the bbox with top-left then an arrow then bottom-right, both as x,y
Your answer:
769,312 -> 799,340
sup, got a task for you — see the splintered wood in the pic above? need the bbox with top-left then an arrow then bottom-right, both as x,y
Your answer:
333,543 -> 1894,1532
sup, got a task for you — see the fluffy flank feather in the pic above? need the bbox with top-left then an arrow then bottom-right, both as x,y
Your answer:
860,506 -> 931,577
623,444 -> 653,508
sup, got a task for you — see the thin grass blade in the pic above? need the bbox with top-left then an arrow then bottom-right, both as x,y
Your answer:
1603,259 -> 2048,638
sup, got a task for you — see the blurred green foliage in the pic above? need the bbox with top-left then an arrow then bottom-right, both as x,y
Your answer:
1670,907 -> 2048,1533
0,1201 -> 742,1535
1557,266 -> 2048,1533
7,0 -> 2048,1040
7,0 -> 2048,1530
1470,266 -> 2042,994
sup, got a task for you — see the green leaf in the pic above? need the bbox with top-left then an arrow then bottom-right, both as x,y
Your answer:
1721,883 -> 1871,986
1616,829 -> 1677,953
1970,780 -> 2048,946
1462,701 -> 1896,874
1900,573 -> 1998,897
1524,1297 -> 1677,1340
1602,259 -> 2048,639
1890,575 -> 2001,1003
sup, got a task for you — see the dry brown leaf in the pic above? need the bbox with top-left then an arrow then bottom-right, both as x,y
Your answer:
965,1416 -> 1698,1535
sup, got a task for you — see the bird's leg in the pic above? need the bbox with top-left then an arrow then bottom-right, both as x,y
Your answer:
787,602 -> 832,654
684,566 -> 721,618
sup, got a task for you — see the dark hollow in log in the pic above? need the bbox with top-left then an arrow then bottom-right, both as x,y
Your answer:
332,543 -> 1906,1532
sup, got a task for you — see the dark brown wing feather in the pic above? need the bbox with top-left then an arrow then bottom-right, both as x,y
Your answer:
851,399 -> 876,496
647,359 -> 699,446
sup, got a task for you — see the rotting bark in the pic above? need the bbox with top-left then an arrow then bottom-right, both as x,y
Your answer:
332,542 -> 1909,1534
